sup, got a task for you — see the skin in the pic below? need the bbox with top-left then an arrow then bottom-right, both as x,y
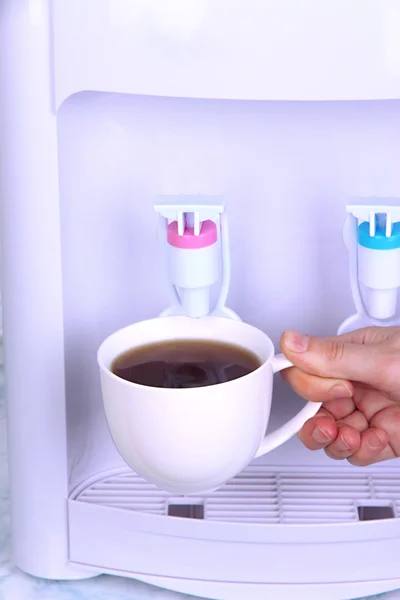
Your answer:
280,326 -> 400,466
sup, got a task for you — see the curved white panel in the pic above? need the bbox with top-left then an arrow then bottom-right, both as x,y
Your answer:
54,0 -> 400,105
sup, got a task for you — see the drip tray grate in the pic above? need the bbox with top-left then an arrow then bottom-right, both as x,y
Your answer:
73,465 -> 400,525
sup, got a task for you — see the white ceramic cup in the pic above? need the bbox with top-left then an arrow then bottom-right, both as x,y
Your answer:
98,316 -> 321,495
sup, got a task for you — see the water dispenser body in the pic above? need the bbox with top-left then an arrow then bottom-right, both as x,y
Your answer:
2,1 -> 400,598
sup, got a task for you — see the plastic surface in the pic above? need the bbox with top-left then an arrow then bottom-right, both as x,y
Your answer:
155,196 -> 240,320
53,0 -> 400,105
4,1 -> 400,597
68,464 -> 400,597
0,0 -> 92,580
130,574 -> 400,600
358,245 -> 400,319
358,219 -> 400,249
167,220 -> 217,249
339,204 -> 400,327
165,244 -> 219,317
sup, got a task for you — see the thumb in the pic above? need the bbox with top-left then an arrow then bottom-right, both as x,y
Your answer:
281,329 -> 386,387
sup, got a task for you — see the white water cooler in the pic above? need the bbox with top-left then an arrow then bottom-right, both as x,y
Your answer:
2,1 -> 400,598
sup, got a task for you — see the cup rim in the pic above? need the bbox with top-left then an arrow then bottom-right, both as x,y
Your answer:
97,315 -> 275,393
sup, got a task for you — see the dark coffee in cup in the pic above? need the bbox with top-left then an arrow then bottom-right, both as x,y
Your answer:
111,339 -> 261,389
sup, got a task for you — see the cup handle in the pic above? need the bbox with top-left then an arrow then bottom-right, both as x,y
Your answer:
254,353 -> 322,458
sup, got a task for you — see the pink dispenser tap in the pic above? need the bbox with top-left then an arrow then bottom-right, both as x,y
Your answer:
154,195 -> 240,320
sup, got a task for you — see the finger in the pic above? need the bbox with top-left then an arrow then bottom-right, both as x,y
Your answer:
353,384 -> 394,421
330,326 -> 395,346
281,330 -> 390,388
347,428 -> 392,466
324,425 -> 361,460
336,409 -> 369,433
370,406 -> 400,456
281,367 -> 353,404
298,412 -> 337,450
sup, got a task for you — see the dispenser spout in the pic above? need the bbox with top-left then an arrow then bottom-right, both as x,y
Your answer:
357,211 -> 400,320
154,195 -> 241,321
166,215 -> 219,318
364,288 -> 397,320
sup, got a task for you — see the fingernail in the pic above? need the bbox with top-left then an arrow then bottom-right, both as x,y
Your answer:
284,330 -> 309,353
312,426 -> 332,444
335,435 -> 351,452
367,433 -> 385,449
330,384 -> 352,399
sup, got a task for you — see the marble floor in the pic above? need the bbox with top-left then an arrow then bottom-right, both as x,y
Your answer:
0,353 -> 399,600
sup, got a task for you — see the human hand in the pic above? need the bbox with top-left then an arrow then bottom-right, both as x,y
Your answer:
280,327 -> 400,466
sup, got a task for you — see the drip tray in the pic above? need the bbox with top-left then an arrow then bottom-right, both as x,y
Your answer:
73,465 -> 400,525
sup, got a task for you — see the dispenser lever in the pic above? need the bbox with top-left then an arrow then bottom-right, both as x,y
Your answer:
154,195 -> 240,320
338,202 -> 400,334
